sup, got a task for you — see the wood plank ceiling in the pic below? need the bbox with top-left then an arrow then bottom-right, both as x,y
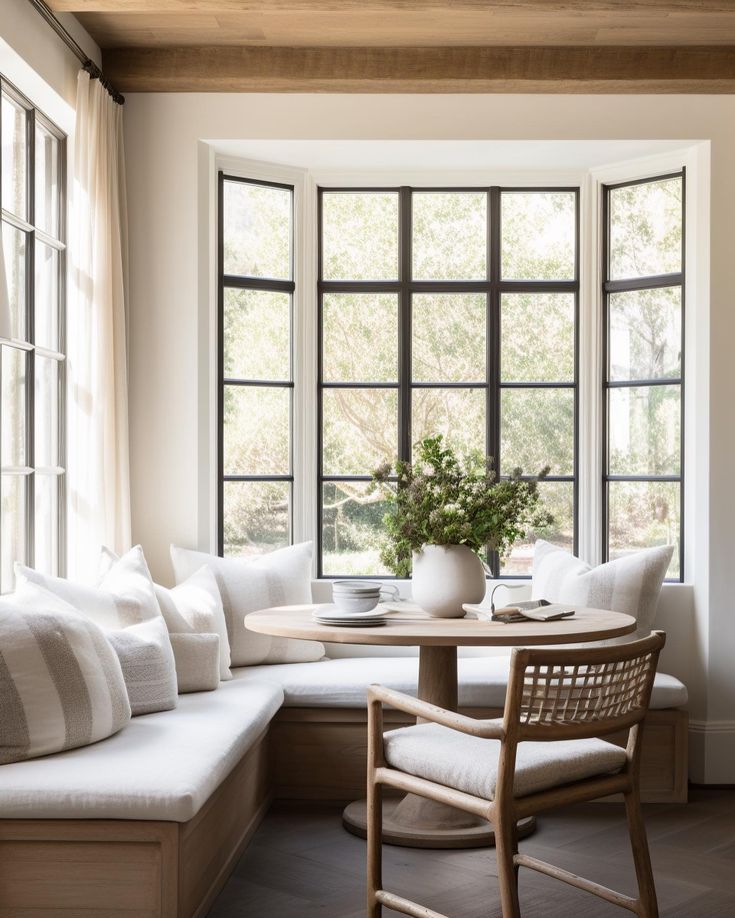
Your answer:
48,1 -> 735,92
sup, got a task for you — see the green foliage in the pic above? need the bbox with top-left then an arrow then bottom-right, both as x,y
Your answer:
371,435 -> 553,577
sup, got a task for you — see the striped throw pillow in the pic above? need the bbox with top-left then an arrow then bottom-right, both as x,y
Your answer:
531,540 -> 674,640
15,549 -> 178,716
0,585 -> 131,764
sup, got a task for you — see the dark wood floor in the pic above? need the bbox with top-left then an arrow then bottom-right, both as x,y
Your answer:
208,789 -> 735,917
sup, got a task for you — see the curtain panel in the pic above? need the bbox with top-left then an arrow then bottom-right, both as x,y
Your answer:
68,70 -> 130,580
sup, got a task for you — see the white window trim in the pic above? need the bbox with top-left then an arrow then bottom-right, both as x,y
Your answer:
206,148 -> 706,585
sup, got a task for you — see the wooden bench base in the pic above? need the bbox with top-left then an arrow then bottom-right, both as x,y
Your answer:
270,707 -> 689,805
0,730 -> 271,918
0,707 -> 687,917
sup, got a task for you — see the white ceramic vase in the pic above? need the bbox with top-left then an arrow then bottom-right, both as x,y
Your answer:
411,544 -> 487,618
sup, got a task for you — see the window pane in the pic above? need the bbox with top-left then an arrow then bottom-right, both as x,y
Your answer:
223,385 -> 289,475
322,480 -> 391,576
224,288 -> 290,381
1,94 -> 27,220
35,356 -> 60,468
501,481 -> 573,576
501,191 -> 576,281
609,177 -> 682,280
34,472 -> 59,576
35,241 -> 60,351
412,192 -> 487,281
412,388 -> 485,459
323,293 -> 398,383
322,388 -> 397,476
412,293 -> 485,383
223,480 -> 290,557
2,222 -> 27,340
609,287 -> 681,381
1,474 -> 26,591
501,293 -> 575,382
501,388 -> 574,476
223,180 -> 291,280
322,192 -> 398,281
608,480 -> 680,579
608,385 -> 680,476
35,123 -> 60,238
1,346 -> 27,466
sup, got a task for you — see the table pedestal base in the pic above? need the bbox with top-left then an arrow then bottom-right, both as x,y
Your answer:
343,794 -> 536,849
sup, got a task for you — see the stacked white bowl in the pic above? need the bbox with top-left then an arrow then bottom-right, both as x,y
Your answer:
331,580 -> 384,614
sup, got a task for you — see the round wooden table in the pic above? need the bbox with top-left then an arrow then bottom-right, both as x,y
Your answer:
246,605 -> 636,849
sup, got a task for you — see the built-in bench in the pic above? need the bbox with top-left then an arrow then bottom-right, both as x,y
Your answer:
0,658 -> 688,918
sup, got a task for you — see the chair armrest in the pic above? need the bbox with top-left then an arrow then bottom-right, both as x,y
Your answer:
368,684 -> 505,740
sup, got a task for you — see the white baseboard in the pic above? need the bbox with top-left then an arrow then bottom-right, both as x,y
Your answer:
689,720 -> 735,784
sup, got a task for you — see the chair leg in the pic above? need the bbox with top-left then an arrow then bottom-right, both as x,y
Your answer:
367,777 -> 383,918
624,789 -> 659,918
495,812 -> 521,918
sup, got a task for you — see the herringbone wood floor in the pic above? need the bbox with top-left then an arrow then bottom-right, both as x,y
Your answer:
208,788 -> 735,917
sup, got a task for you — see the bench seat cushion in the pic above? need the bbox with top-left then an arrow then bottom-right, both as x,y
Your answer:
235,657 -> 687,710
0,676 -> 283,822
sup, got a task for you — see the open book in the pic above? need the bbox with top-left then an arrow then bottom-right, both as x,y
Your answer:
463,600 -> 576,624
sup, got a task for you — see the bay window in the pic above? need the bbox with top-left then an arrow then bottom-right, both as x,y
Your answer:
217,165 -> 686,582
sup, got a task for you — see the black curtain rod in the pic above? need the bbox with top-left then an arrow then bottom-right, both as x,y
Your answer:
26,0 -> 124,105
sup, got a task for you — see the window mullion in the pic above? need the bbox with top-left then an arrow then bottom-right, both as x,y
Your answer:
398,186 -> 412,465
487,187 -> 501,577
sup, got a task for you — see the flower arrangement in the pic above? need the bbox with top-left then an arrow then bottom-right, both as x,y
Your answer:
371,435 -> 552,578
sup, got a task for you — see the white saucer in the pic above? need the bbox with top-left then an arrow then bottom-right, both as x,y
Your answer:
313,605 -> 387,627
314,617 -> 387,628
315,603 -> 389,618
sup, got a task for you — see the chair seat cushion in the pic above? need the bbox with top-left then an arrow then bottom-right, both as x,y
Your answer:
0,674 -> 283,822
383,722 -> 628,799
235,656 -> 687,710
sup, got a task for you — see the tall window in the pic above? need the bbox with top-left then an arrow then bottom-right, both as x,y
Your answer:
318,187 -> 578,577
218,173 -> 294,556
603,172 -> 684,580
1,79 -> 66,592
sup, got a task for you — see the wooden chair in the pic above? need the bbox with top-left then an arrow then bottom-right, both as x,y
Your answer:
366,631 -> 666,918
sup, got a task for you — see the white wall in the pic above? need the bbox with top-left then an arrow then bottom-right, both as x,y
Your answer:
122,92 -> 735,783
0,0 -> 99,134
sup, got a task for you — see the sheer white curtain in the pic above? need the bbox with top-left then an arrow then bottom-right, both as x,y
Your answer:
67,70 -> 131,580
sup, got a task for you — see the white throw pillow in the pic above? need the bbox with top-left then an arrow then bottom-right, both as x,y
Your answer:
154,566 -> 232,681
17,545 -> 161,627
531,540 -> 674,640
0,584 -> 131,763
15,548 -> 178,716
168,633 -> 221,693
170,542 -> 324,666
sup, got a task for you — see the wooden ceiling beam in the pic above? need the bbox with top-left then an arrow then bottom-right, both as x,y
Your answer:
46,0 -> 735,12
103,44 -> 735,93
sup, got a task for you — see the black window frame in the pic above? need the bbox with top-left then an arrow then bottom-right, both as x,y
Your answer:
317,185 -> 580,579
601,170 -> 685,582
217,171 -> 295,557
0,76 -> 67,591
